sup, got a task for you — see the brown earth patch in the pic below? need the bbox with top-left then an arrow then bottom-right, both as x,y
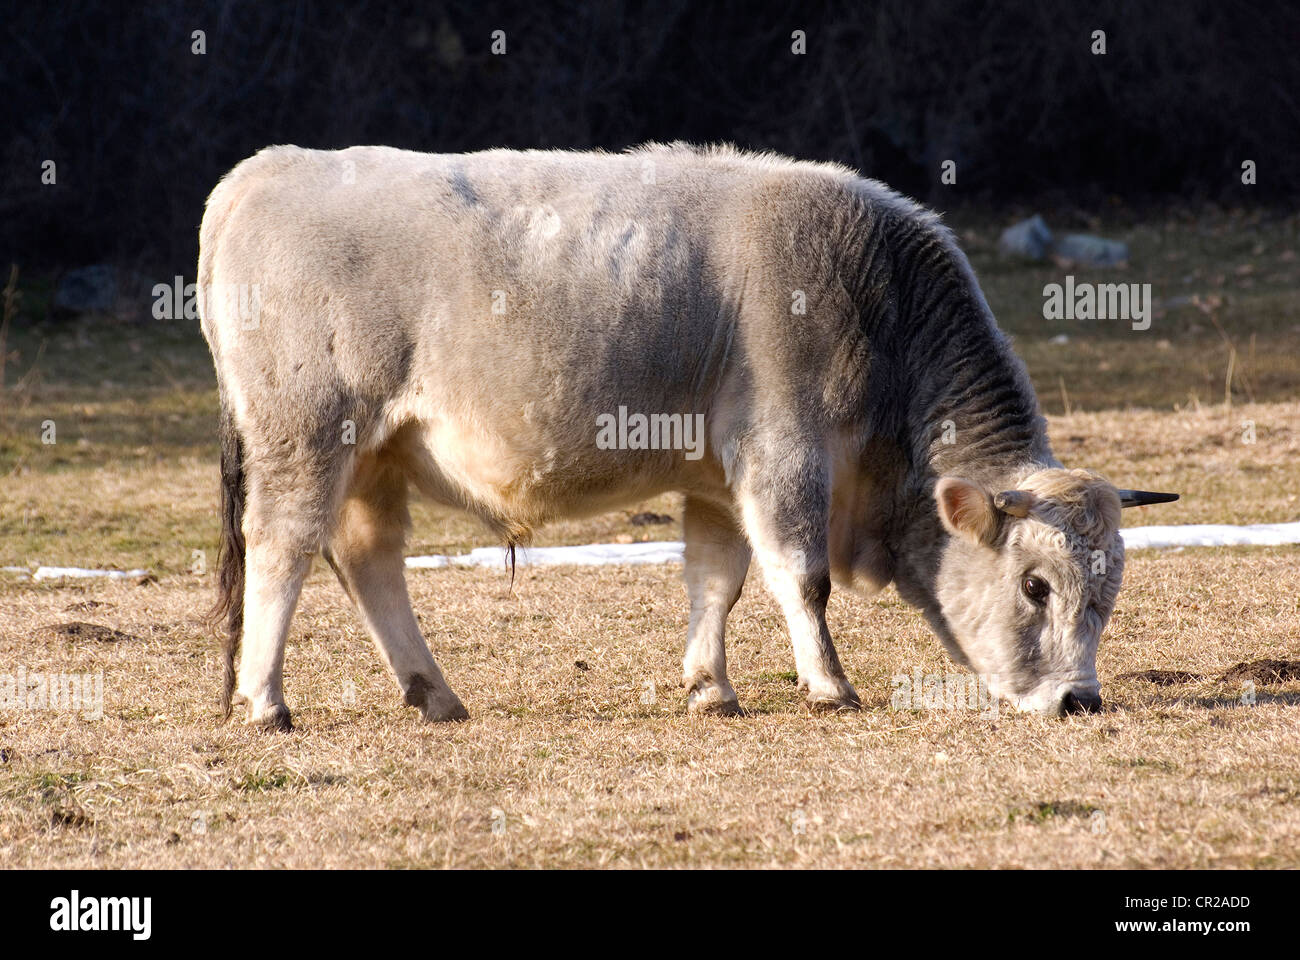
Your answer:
1219,659 -> 1300,683
37,621 -> 139,643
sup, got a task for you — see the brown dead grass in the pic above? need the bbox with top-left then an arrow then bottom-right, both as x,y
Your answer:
1048,401 -> 1300,527
1,543 -> 1297,869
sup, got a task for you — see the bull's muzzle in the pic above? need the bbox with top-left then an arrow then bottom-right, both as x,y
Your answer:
1058,689 -> 1103,715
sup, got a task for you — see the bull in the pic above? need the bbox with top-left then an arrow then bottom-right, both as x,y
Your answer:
198,143 -> 1176,729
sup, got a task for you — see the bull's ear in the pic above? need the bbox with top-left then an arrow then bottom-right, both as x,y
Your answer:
1115,489 -> 1180,508
935,477 -> 999,545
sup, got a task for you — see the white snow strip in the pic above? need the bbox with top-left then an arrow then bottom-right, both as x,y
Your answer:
406,522 -> 1300,571
33,566 -> 151,581
1120,521 -> 1300,550
10,524 -> 1295,584
407,541 -> 686,570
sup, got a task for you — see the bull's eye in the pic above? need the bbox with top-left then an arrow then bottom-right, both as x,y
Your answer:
1022,575 -> 1050,604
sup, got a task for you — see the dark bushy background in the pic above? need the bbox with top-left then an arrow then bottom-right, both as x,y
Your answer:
4,0 -> 1297,270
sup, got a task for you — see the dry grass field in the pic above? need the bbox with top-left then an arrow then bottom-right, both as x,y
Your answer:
1,210 -> 1297,868
1,542 -> 1298,868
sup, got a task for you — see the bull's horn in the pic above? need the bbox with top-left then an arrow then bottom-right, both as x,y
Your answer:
1116,489 -> 1180,508
993,490 -> 1034,517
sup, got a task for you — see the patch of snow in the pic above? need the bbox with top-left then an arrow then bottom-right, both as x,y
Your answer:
407,541 -> 686,570
19,524 -> 1297,585
405,523 -> 1300,571
1120,521 -> 1300,550
33,566 -> 151,581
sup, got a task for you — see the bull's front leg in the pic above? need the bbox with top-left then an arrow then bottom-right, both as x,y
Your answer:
681,496 -> 751,715
737,442 -> 860,712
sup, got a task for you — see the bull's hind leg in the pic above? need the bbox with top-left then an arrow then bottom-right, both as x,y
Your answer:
737,442 -> 860,712
682,497 -> 751,716
238,541 -> 309,730
325,451 -> 468,722
236,466 -> 333,731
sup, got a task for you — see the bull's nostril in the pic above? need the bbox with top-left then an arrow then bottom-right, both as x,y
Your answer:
1060,690 -> 1102,715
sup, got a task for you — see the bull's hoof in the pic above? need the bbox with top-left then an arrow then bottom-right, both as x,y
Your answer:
803,676 -> 861,713
247,702 -> 294,732
424,699 -> 470,723
688,692 -> 745,717
687,681 -> 744,717
405,676 -> 470,723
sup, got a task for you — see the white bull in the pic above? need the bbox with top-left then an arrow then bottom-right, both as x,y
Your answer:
198,143 -> 1176,728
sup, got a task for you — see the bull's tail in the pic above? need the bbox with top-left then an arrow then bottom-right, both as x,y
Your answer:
209,401 -> 246,719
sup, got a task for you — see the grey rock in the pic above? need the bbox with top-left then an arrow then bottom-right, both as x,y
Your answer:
998,215 -> 1053,260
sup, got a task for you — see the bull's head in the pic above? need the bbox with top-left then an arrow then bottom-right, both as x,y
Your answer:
930,468 -> 1177,716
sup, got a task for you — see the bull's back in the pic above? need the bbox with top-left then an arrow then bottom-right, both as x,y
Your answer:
200,145 -> 869,520
211,150 -> 725,395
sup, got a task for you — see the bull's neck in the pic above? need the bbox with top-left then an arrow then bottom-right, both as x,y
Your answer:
909,308 -> 1054,489
866,226 -> 1057,608
876,226 -> 1054,489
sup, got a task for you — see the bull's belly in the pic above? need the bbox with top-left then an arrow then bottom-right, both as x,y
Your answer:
383,402 -> 720,531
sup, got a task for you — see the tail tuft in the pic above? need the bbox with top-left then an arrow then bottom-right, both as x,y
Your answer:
208,404 -> 246,719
